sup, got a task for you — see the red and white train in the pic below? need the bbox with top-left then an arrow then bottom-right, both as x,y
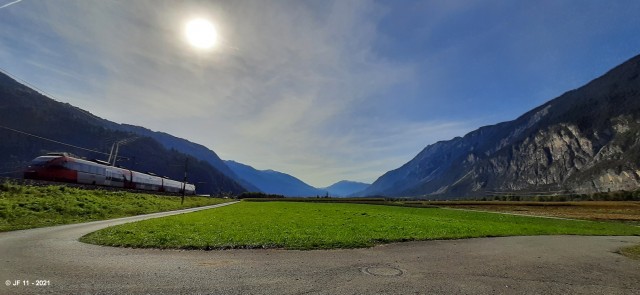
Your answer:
23,153 -> 196,194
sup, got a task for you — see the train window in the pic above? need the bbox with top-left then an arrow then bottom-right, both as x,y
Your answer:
29,157 -> 52,167
69,163 -> 79,171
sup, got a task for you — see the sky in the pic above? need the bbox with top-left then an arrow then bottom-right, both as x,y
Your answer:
1,0 -> 640,187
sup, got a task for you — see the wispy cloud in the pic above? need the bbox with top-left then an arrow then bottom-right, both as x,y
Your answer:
0,0 -> 23,10
0,0 -> 431,186
3,0 -> 638,186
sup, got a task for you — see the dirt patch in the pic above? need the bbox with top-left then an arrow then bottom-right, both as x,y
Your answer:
422,201 -> 640,224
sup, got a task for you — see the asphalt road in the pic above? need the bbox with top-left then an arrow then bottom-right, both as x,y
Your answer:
1,202 -> 639,294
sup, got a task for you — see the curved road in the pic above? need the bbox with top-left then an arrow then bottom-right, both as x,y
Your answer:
1,202 -> 639,294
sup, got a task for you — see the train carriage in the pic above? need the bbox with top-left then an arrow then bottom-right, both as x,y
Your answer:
23,153 -> 195,195
162,178 -> 185,193
132,172 -> 163,191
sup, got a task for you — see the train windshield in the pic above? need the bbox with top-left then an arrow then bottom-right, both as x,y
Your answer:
28,156 -> 58,167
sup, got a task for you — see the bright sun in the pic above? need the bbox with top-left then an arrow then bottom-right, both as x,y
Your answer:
185,18 -> 218,49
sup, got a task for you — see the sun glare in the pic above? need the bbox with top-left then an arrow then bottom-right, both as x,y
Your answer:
185,18 -> 218,50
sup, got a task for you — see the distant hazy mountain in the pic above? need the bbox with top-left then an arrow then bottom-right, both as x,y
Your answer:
321,180 -> 370,197
361,54 -> 640,198
225,160 -> 325,197
0,71 -> 246,195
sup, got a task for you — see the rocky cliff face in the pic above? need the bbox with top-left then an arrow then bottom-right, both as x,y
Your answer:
360,54 -> 640,198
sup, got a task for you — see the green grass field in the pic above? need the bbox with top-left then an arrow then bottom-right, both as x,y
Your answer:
0,182 -> 230,231
81,201 -> 640,250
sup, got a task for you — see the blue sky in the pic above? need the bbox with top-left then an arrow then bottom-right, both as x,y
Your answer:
1,0 -> 640,187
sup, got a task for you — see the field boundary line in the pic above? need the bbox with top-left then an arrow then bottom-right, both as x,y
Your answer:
0,201 -> 241,236
88,200 -> 242,225
441,207 -> 589,222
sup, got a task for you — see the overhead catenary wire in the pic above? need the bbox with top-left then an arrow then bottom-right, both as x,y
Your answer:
0,124 -> 110,156
0,162 -> 30,175
0,67 -> 137,163
0,66 -> 107,153
0,66 -> 67,104
0,124 -> 125,158
0,170 -> 24,175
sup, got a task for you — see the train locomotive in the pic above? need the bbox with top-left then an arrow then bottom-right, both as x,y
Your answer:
23,153 -> 196,194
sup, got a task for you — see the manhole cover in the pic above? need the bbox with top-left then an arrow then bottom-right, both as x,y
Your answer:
361,266 -> 404,277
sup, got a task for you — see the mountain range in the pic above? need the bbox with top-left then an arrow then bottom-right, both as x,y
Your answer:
0,71 -> 247,195
225,160 -> 326,197
2,53 -> 639,199
0,71 -> 365,196
114,124 -> 261,193
321,181 -> 370,197
358,54 -> 640,198
224,161 -> 370,197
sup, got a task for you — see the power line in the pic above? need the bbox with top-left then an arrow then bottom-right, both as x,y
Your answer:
0,170 -> 23,175
0,163 -> 29,173
0,124 -> 112,156
0,67 -> 134,162
0,66 -> 69,105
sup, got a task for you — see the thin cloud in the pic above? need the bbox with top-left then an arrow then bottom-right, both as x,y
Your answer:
0,0 -> 421,186
4,1 -> 638,187
0,0 -> 23,10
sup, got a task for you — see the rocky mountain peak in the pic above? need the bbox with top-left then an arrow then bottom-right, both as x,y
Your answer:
360,54 -> 640,198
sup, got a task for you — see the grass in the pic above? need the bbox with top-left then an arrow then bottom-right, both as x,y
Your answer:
619,244 -> 640,260
0,182 -> 231,231
246,199 -> 640,225
80,201 -> 640,250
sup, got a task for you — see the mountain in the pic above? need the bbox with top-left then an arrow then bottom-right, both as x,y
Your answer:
0,71 -> 246,195
225,160 -> 325,197
360,54 -> 640,198
114,124 -> 261,192
322,180 -> 370,197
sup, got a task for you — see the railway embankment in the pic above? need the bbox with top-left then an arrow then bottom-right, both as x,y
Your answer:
0,181 -> 231,232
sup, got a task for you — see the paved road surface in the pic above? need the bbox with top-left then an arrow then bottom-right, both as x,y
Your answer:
1,202 -> 639,294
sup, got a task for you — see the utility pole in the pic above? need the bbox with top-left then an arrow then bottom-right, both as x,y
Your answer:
181,157 -> 189,205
